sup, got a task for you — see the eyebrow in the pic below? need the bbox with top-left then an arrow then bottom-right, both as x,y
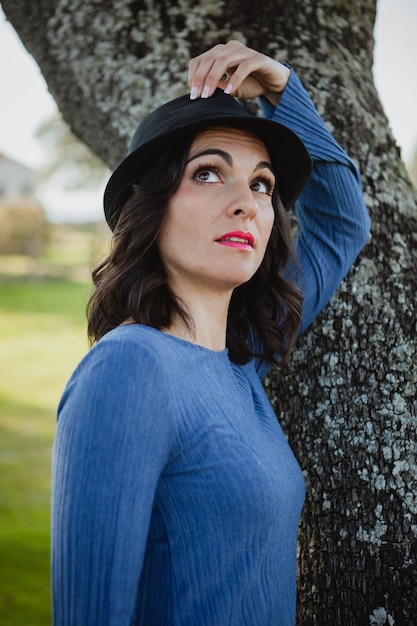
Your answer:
187,148 -> 275,177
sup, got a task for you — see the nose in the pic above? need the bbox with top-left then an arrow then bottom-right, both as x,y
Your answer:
226,182 -> 259,219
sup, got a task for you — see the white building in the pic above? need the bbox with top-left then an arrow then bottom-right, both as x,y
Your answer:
0,152 -> 37,203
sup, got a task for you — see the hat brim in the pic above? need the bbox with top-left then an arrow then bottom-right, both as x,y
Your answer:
104,111 -> 312,230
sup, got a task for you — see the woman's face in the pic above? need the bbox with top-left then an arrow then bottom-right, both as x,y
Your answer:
158,127 -> 276,298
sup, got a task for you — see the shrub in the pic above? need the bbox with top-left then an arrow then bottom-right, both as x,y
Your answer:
0,201 -> 50,257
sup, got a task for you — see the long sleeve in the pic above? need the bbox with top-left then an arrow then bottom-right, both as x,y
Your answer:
260,69 -> 371,332
256,70 -> 371,380
51,335 -> 174,625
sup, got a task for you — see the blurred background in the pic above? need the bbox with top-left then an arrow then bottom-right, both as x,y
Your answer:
0,0 -> 416,623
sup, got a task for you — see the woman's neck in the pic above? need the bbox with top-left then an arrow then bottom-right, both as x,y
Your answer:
163,286 -> 231,352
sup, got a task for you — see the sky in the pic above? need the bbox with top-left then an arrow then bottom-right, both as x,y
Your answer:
0,0 -> 416,222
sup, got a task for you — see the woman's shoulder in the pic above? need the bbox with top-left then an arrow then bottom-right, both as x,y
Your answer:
100,323 -> 171,353
63,324 -> 232,406
82,323 -> 181,377
70,323 -> 223,383
57,325 -> 181,456
58,325 -> 177,417
64,325 -> 168,388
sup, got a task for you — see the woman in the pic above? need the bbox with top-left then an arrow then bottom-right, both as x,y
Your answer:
51,41 -> 370,625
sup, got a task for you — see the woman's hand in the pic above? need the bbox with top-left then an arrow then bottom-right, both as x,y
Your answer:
188,40 -> 290,106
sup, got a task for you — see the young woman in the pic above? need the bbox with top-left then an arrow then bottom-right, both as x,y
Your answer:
51,41 -> 370,625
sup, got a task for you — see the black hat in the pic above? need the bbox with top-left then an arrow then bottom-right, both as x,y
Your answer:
103,88 -> 312,230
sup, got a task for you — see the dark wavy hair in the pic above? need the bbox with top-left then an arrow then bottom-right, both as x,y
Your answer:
87,131 -> 303,365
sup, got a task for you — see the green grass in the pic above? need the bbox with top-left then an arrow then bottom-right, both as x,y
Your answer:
0,276 -> 90,625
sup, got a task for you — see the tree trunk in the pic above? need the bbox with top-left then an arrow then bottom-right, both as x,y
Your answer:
3,0 -> 416,623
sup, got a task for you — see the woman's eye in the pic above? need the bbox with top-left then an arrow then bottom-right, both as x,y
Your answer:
251,178 -> 274,195
193,167 -> 220,183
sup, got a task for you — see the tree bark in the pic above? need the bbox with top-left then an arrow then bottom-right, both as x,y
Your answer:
3,0 -> 416,623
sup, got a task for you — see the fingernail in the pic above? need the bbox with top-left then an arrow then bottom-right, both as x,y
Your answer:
224,83 -> 233,95
190,86 -> 198,100
201,85 -> 210,98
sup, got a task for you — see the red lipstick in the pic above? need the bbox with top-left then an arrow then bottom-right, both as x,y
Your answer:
215,230 -> 255,250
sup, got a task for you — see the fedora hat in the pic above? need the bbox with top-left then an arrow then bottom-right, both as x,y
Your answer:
103,88 -> 312,230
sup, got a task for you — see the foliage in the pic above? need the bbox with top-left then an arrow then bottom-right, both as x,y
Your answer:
0,202 -> 50,257
36,114 -> 109,191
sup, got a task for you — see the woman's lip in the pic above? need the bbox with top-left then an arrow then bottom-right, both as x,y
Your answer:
215,230 -> 255,247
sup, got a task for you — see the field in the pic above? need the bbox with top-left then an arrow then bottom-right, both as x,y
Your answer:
0,225 -> 105,625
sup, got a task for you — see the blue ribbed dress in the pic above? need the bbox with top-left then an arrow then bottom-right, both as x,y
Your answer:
51,69 -> 371,625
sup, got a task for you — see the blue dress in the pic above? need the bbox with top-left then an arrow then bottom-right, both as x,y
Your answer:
51,69 -> 371,625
